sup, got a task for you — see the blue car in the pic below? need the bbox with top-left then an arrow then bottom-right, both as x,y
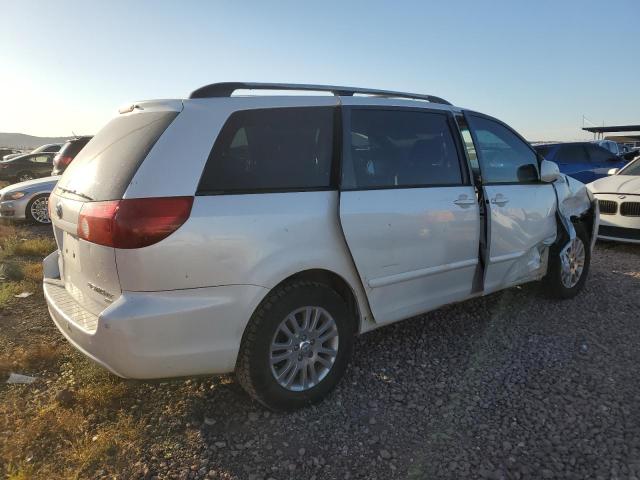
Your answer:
534,142 -> 627,184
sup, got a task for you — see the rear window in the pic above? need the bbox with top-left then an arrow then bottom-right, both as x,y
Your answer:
197,107 -> 335,194
56,111 -> 178,201
58,138 -> 91,157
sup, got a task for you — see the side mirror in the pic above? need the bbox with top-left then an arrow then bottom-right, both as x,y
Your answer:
540,159 -> 561,183
608,168 -> 619,176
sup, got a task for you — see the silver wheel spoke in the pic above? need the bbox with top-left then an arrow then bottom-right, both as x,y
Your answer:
270,305 -> 339,392
559,236 -> 586,288
270,350 -> 293,364
309,362 -> 320,385
315,355 -> 333,369
318,329 -> 338,344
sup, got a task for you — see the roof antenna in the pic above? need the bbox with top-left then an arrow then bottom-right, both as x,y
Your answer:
71,131 -> 77,138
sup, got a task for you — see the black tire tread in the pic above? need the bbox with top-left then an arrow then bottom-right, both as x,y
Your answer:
544,223 -> 591,299
236,280 -> 349,410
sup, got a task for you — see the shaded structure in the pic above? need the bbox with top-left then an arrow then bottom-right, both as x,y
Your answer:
583,124 -> 640,146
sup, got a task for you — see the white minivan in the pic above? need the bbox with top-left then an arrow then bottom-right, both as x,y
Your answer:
44,83 -> 598,410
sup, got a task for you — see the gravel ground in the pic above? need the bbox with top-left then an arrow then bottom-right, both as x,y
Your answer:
128,241 -> 639,480
3,239 -> 640,479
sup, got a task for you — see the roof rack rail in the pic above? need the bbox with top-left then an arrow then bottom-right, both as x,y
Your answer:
188,82 -> 452,105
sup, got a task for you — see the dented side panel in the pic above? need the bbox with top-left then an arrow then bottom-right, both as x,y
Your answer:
552,174 -> 599,251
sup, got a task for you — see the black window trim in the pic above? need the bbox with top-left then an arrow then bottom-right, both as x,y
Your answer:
339,105 -> 470,192
464,110 -> 543,186
452,113 -> 480,185
195,105 -> 342,197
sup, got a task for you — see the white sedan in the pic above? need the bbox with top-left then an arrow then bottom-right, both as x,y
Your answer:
588,158 -> 640,244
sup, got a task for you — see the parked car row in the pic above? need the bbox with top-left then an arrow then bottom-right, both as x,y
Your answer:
0,137 -> 92,224
534,141 -> 629,184
0,137 -> 91,184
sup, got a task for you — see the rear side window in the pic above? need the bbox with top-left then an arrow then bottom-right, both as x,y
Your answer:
342,109 -> 463,189
468,116 -> 538,183
56,112 -> 178,201
198,107 -> 335,194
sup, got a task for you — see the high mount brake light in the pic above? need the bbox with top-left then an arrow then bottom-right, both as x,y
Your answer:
77,197 -> 193,249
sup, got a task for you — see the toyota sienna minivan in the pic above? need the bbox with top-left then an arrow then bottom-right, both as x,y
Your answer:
44,82 -> 598,410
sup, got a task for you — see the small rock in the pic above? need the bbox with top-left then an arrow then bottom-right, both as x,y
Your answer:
55,388 -> 75,407
380,449 -> 392,460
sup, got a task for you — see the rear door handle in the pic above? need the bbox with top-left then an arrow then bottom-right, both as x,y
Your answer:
490,194 -> 509,206
453,195 -> 477,208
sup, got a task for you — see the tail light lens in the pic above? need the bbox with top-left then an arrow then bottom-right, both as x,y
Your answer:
53,155 -> 73,168
77,197 -> 193,249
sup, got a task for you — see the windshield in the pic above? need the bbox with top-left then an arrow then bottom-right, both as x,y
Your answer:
619,157 -> 640,175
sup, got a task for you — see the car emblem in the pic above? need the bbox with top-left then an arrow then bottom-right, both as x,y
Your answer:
55,202 -> 63,219
618,195 -> 626,200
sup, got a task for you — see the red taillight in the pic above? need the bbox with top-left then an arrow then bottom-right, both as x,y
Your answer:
53,155 -> 73,168
77,197 -> 193,249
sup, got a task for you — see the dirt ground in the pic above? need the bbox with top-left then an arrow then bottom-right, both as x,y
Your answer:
1,222 -> 639,480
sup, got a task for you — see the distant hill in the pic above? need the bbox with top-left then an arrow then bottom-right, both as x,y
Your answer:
0,132 -> 74,149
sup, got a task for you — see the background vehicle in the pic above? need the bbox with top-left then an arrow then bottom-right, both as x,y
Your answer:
0,148 -> 23,160
593,139 -> 622,156
0,152 -> 56,183
534,141 -> 627,183
0,176 -> 58,224
43,83 -> 597,411
2,143 -> 61,161
588,157 -> 640,243
51,136 -> 92,175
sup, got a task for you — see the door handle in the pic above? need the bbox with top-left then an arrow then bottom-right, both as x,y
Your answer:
453,195 -> 476,208
490,194 -> 509,206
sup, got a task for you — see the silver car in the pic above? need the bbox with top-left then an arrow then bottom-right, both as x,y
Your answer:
0,176 -> 58,224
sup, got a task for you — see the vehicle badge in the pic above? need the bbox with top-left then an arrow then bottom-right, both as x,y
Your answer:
618,195 -> 626,200
55,202 -> 63,219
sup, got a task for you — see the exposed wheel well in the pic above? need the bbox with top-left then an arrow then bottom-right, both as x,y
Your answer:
272,269 -> 361,334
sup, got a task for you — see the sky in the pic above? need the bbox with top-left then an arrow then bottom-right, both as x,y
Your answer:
1,0 -> 638,141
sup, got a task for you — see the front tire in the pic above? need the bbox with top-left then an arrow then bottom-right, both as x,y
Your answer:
26,194 -> 51,224
236,281 -> 354,411
544,223 -> 590,299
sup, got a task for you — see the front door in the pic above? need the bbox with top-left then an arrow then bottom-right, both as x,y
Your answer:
465,113 -> 557,293
338,107 -> 480,324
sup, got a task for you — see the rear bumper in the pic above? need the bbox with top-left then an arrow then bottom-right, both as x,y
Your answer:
43,250 -> 268,379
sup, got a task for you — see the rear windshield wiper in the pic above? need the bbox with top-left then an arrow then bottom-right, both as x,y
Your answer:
57,187 -> 93,201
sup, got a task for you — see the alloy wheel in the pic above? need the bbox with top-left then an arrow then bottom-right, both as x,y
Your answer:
30,196 -> 51,224
270,306 -> 339,392
560,236 -> 586,288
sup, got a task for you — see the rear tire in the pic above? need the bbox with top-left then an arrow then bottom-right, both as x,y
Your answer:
544,223 -> 590,299
26,194 -> 51,224
236,280 -> 354,411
